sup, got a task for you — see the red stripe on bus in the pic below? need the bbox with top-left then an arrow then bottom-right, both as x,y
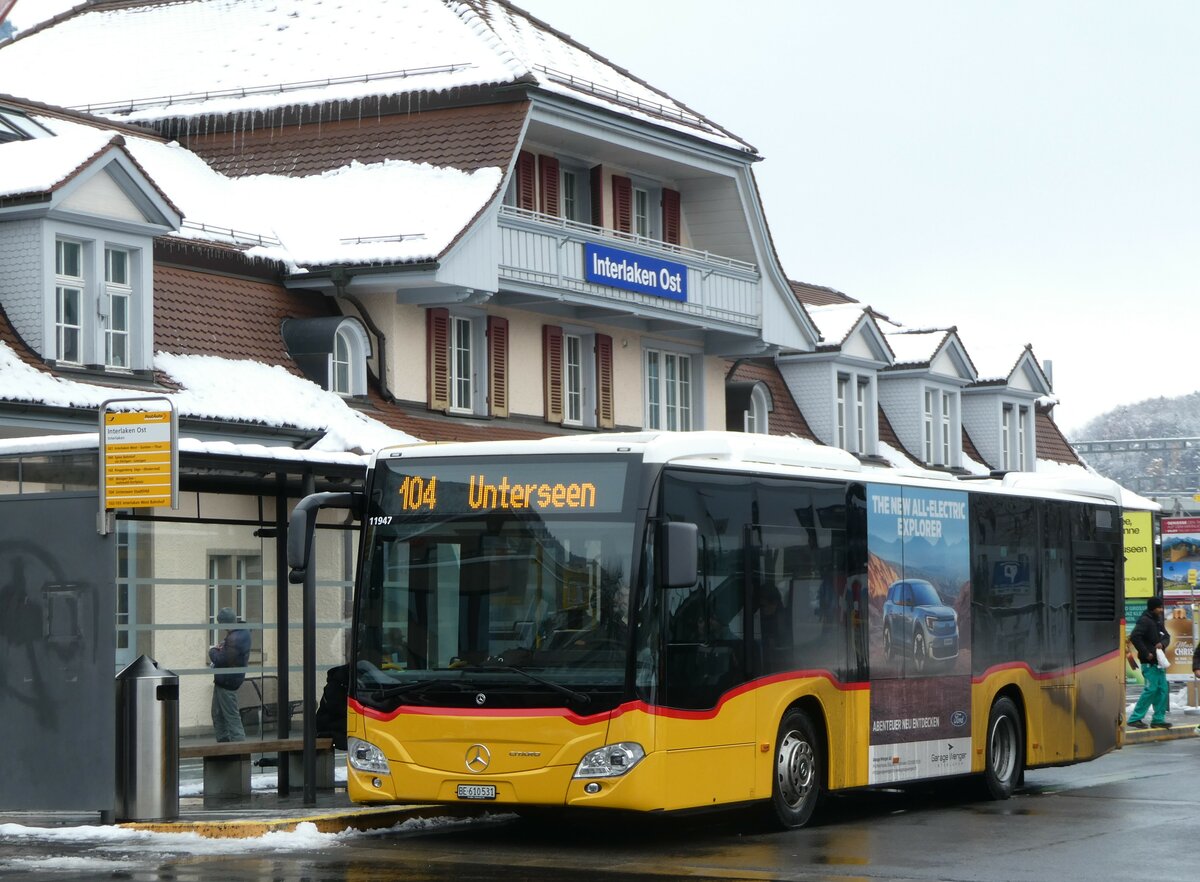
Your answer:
349,669 -> 867,725
971,649 -> 1121,685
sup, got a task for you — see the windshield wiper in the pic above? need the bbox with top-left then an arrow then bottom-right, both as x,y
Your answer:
367,677 -> 465,699
456,663 -> 590,706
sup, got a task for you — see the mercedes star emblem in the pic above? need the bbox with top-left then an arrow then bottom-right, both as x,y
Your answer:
465,744 -> 491,773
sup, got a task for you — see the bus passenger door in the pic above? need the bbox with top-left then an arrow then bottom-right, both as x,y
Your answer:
659,561 -> 754,809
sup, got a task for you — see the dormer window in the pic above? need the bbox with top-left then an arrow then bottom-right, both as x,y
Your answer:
281,316 -> 371,398
1002,403 -> 1032,471
920,385 -> 960,467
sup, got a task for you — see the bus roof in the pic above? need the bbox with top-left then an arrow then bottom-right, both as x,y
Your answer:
371,431 -> 1125,508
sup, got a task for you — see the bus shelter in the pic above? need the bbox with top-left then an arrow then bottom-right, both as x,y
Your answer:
0,434 -> 366,818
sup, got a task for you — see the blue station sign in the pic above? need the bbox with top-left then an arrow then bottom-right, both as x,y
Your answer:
584,243 -> 688,302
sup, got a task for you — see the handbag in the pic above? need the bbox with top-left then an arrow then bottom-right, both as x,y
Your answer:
1155,647 -> 1171,668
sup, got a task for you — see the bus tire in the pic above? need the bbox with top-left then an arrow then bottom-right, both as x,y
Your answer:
768,709 -> 823,829
983,696 -> 1023,800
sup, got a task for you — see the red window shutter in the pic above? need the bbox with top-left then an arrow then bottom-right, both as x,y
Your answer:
611,175 -> 632,234
539,155 -> 560,217
426,308 -> 451,412
487,315 -> 509,418
542,324 -> 564,424
516,150 -> 536,212
590,165 -> 604,226
595,333 -> 614,429
662,187 -> 681,245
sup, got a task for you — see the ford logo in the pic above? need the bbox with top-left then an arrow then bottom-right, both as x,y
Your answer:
951,710 -> 967,727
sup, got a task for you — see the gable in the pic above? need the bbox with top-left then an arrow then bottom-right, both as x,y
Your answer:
60,166 -> 148,222
930,345 -> 973,382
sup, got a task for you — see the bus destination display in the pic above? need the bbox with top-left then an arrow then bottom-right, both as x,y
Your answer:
378,460 -> 628,515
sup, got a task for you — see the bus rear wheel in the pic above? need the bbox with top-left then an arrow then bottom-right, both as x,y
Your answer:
983,696 -> 1023,800
768,709 -> 823,829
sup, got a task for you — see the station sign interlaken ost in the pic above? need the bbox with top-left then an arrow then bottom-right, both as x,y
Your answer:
101,405 -> 177,510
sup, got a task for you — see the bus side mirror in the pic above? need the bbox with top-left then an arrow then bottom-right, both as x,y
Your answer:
287,491 -> 362,584
662,521 -> 699,589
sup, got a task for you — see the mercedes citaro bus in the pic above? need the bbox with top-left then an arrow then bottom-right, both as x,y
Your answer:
289,431 -> 1125,828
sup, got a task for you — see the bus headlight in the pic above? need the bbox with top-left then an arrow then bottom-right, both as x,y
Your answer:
347,737 -> 390,775
573,742 -> 645,779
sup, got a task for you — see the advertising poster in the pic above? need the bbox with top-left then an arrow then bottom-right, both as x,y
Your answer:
866,484 -> 972,785
1163,599 -> 1197,680
1162,517 -> 1200,594
1122,511 -> 1155,599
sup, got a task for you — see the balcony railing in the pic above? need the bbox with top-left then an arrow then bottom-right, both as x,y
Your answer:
497,205 -> 761,329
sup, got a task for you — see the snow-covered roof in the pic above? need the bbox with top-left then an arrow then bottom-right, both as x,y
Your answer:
0,340 -> 418,454
884,328 -> 949,365
6,111 -> 502,267
806,303 -> 868,348
0,122 -> 117,199
0,0 -> 752,153
0,431 -> 371,469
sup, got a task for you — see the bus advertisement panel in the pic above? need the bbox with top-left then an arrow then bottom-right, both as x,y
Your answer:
867,484 -> 972,784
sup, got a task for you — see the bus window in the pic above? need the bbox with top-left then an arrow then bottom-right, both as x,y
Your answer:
660,472 -> 751,710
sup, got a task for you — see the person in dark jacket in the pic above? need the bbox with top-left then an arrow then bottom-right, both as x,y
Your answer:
1128,596 -> 1171,730
209,607 -> 251,742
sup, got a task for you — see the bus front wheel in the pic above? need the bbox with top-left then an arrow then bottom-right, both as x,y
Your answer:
983,696 -> 1023,800
768,709 -> 823,829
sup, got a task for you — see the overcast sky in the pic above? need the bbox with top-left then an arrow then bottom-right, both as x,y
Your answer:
517,0 -> 1199,437
8,0 -> 1198,436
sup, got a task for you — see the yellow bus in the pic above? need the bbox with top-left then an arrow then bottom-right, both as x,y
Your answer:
301,431 -> 1125,828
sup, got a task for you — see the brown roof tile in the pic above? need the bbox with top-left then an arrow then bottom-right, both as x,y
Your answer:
363,387 -> 561,442
726,359 -> 818,442
962,426 -> 989,470
182,101 -> 530,177
153,263 -> 335,369
789,279 -> 858,307
0,301 -> 50,372
1036,405 -> 1081,465
878,405 -> 922,466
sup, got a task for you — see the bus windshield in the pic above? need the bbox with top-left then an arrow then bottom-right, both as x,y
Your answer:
354,456 -> 638,711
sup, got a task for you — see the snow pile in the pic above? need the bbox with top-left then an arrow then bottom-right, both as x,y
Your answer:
0,341 -> 418,454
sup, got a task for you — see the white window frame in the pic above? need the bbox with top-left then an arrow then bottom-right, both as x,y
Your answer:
104,246 -> 131,369
1017,405 -> 1029,471
644,346 -> 695,431
856,380 -> 868,453
940,390 -> 952,466
326,319 -> 370,397
563,333 -> 583,426
55,238 -> 84,365
50,231 -> 146,371
438,309 -> 489,416
745,384 -> 770,434
633,187 -> 651,238
836,376 -> 849,450
1001,404 -> 1013,470
332,328 -> 352,395
923,388 -> 935,463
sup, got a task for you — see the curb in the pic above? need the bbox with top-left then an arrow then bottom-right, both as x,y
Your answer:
1123,724 -> 1199,745
120,803 -> 480,839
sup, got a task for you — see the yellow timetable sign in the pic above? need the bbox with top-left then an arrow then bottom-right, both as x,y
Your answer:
103,410 -> 174,509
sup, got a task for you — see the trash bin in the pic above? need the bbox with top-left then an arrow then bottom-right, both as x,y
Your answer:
115,655 -> 179,822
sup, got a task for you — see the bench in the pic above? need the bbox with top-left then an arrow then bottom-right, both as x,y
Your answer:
180,737 -> 335,797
